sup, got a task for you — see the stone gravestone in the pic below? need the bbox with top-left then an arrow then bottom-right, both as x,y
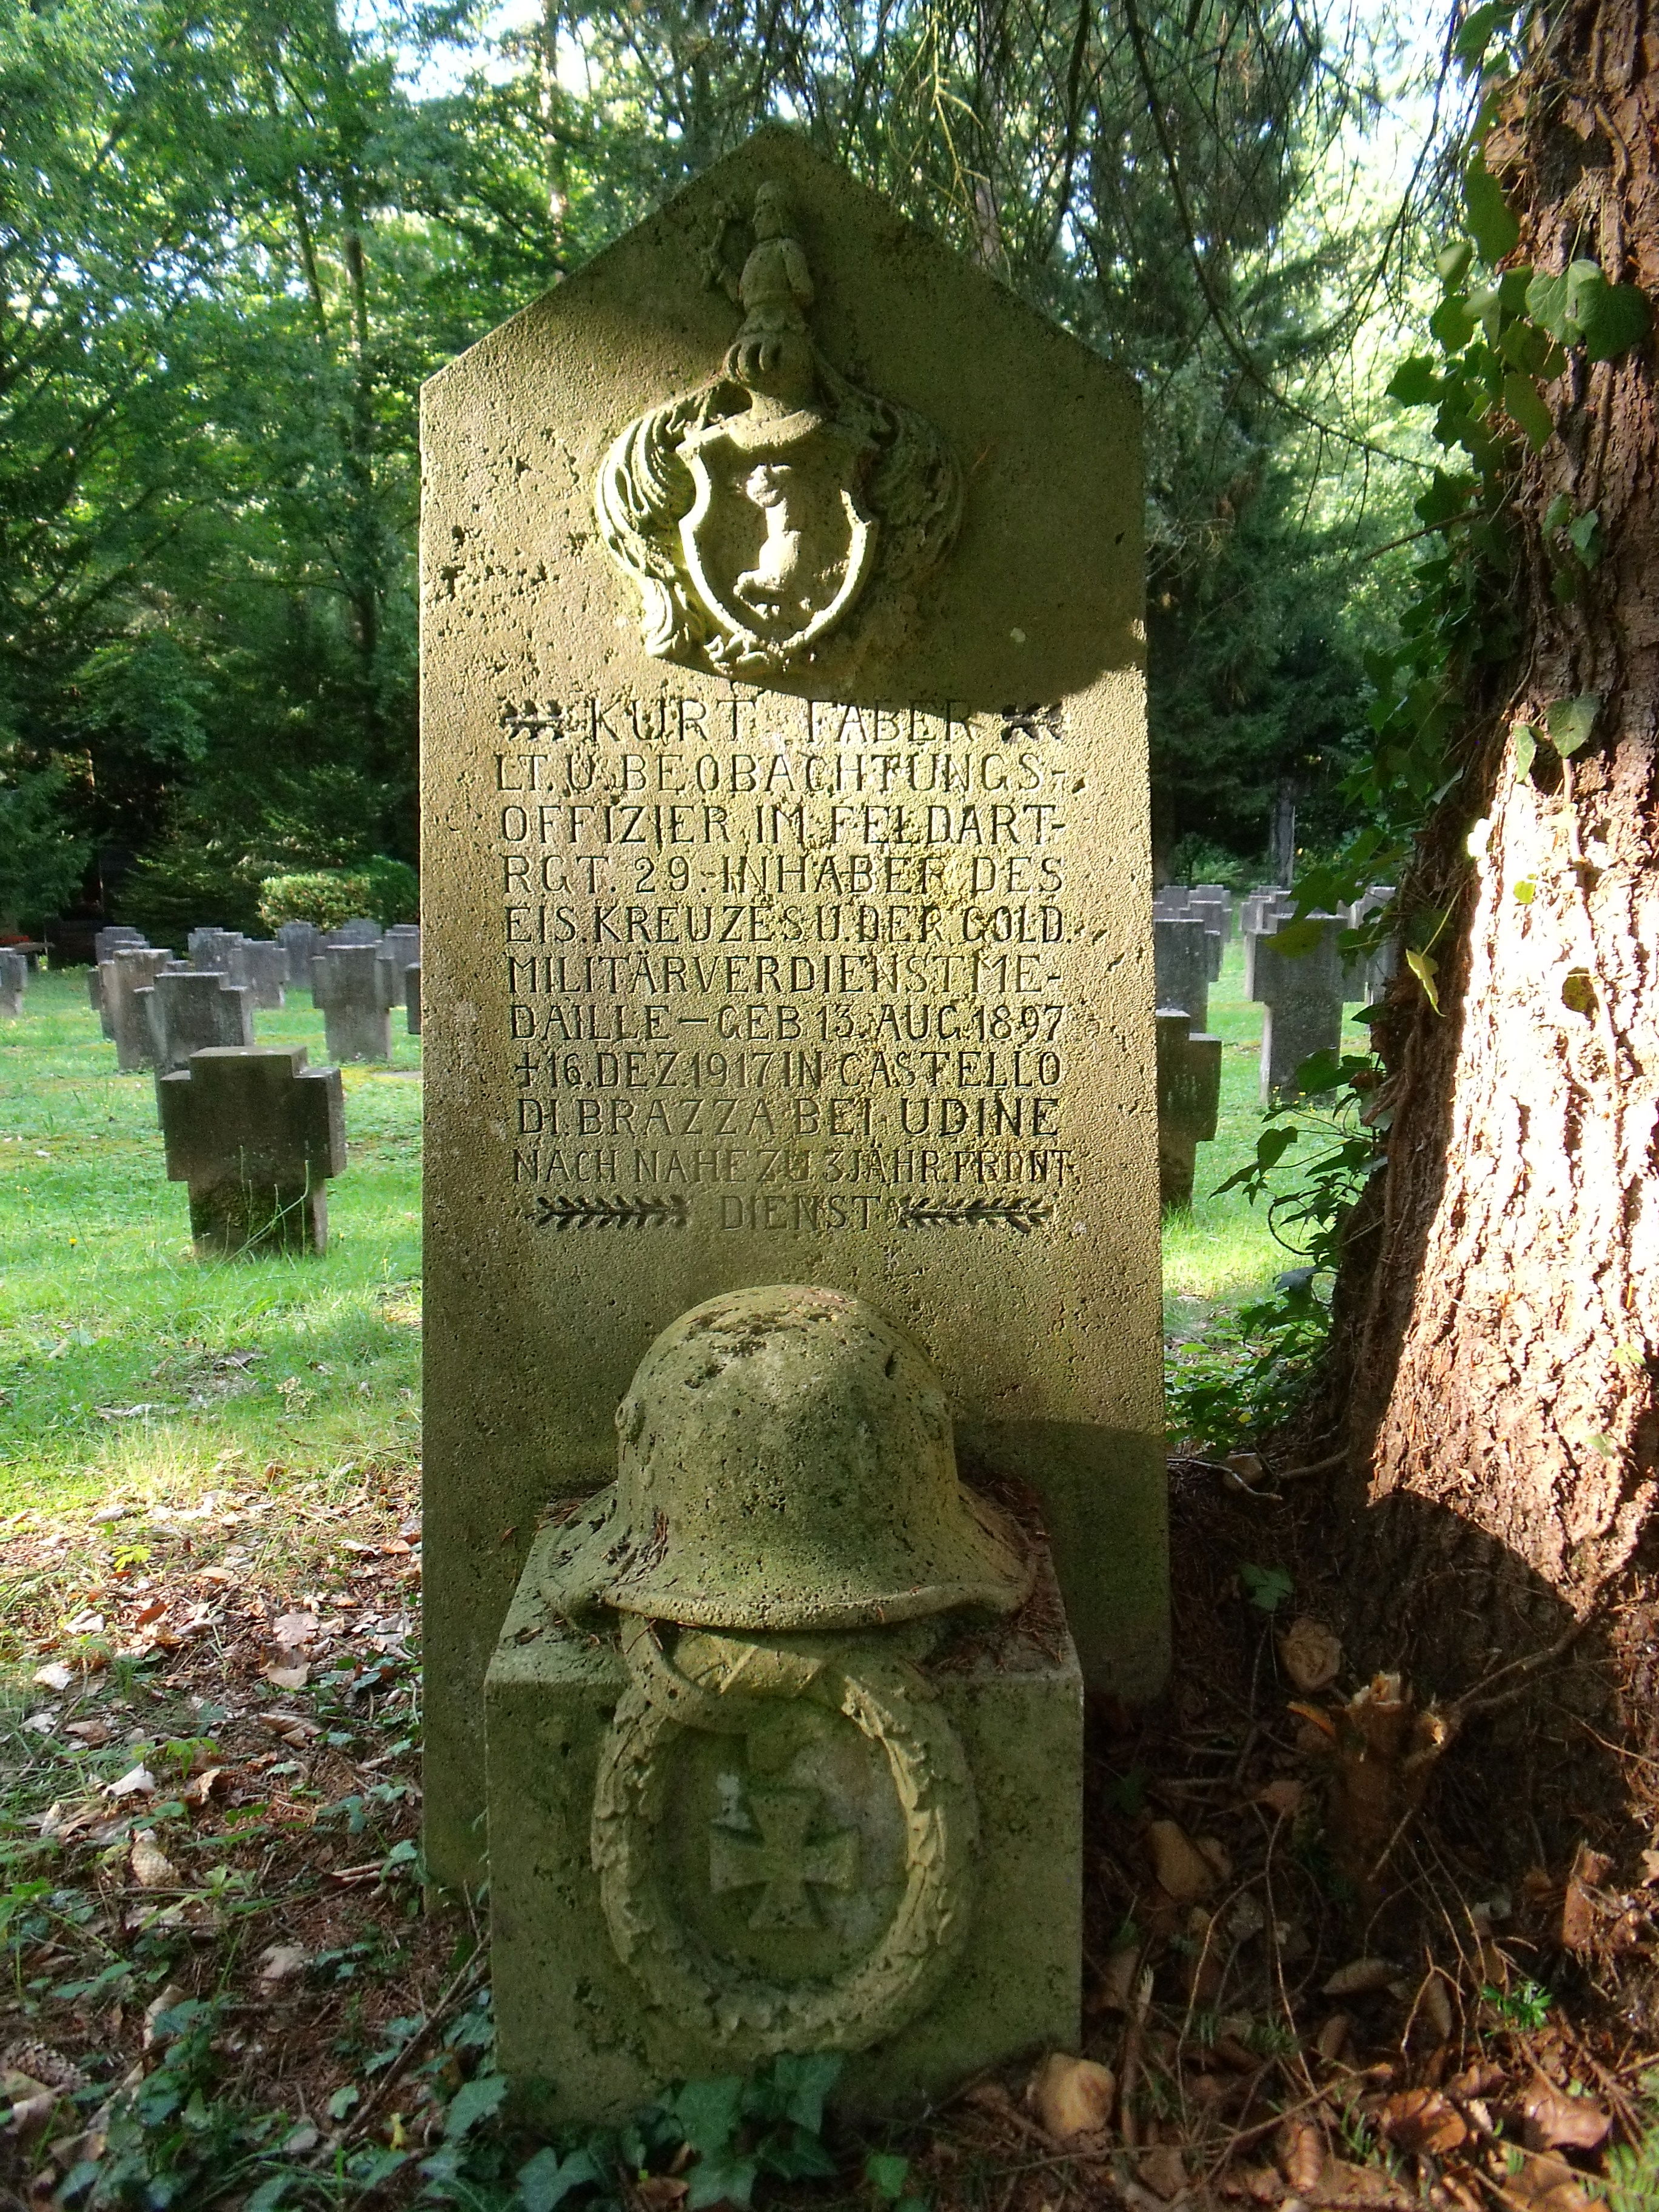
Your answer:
1152,915 -> 1209,1033
240,941 -> 289,1011
95,925 -> 147,965
101,948 -> 179,1071
157,1046 -> 346,1255
405,962 -> 421,1036
140,969 -> 255,1075
324,917 -> 382,947
488,1284 -> 1082,2119
1342,884 -> 1397,1004
1251,914 -> 1344,1103
311,943 -> 396,1061
88,967 -> 115,1037
0,950 -> 26,1017
378,925 -> 421,1015
420,129 -> 1162,1892
1190,883 -> 1232,941
1242,890 -> 1293,997
277,920 -> 323,981
1155,1010 -> 1222,1208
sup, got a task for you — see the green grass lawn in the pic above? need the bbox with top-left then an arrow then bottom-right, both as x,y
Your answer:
0,945 -> 1366,1527
0,971 -> 422,1523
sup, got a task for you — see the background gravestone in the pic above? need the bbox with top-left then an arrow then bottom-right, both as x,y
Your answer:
0,950 -> 26,1017
277,920 -> 323,979
240,941 -> 290,1010
1152,915 -> 1210,1031
1251,915 -> 1344,1102
141,969 -> 256,1074
102,948 -> 180,1071
405,962 -> 421,1036
312,943 -> 396,1061
1155,1010 -> 1222,1208
157,1046 -> 346,1254
420,127 -> 1162,1886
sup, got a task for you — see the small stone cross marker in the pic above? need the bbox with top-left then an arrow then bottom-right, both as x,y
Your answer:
708,1783 -> 858,1930
158,1045 -> 346,1255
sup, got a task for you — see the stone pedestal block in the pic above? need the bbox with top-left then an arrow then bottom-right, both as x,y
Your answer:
89,966 -> 113,1037
486,1521 -> 1081,2123
141,970 -> 255,1075
406,962 -> 421,1036
157,1045 -> 346,1255
0,950 -> 26,1017
1155,1011 -> 1222,1209
312,944 -> 396,1061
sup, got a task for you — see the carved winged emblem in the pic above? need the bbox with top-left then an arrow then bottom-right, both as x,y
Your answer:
595,184 -> 962,679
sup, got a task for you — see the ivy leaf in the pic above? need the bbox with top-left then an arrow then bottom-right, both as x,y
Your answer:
1545,694 -> 1599,757
1437,240 -> 1474,286
1415,469 -> 1476,526
517,2147 -> 604,2212
443,2071 -> 508,2140
1453,0 -> 1510,67
1406,947 -> 1442,1014
1525,266 -> 1573,339
672,2077 -> 745,2156
1269,916 -> 1332,957
1431,294 -> 1477,352
1580,280 -> 1651,361
1387,355 -> 1439,406
1512,725 -> 1538,777
1464,155 -> 1521,264
1567,509 -> 1601,563
1502,371 -> 1553,449
1240,1563 -> 1294,1615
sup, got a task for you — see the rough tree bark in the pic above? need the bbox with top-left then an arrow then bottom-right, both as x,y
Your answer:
1326,0 -> 1658,1798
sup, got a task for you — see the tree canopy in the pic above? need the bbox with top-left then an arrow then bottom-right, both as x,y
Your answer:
0,0 -> 1427,928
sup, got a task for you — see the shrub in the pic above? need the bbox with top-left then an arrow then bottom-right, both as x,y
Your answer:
258,858 -> 418,930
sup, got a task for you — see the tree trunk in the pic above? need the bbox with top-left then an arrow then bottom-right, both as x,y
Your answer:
1327,0 -> 1658,1796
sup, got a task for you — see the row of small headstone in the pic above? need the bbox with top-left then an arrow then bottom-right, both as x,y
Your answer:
1244,886 -> 1395,1103
1151,888 -> 1230,1207
90,922 -> 420,1067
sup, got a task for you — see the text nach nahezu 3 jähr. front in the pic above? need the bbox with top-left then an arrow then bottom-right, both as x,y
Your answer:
495,691 -> 1091,1235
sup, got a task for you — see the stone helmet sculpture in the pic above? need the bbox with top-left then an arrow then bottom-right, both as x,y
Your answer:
544,1282 -> 1030,1631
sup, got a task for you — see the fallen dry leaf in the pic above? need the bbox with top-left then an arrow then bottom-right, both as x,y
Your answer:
1095,1943 -> 1141,2013
1378,2087 -> 1468,2156
132,1599 -> 167,1626
1277,2116 -> 1325,2195
1321,1957 -> 1397,1997
1560,1842 -> 1612,1952
181,1767 -> 227,1809
196,1567 -> 236,1586
105,1764 -> 155,1800
1504,2152 -> 1597,2212
1315,2012 -> 1352,2062
64,1718 -> 113,1746
1520,2080 -> 1610,2153
1,2073 -> 57,2137
32,1662 -> 73,1693
258,1712 -> 320,1744
1279,1616 -> 1342,1693
1138,2144 -> 1186,2199
272,1610 -> 319,1649
258,1943 -> 307,1984
1258,1777 -> 1304,1818
1030,2051 -> 1115,2142
142,1985 -> 186,2050
1144,1818 -> 1216,1902
261,1663 -> 309,1691
129,1832 -> 179,1889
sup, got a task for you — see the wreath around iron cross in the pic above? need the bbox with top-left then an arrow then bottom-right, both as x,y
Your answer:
591,1614 -> 979,2058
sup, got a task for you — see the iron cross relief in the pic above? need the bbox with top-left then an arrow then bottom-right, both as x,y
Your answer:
708,1783 -> 859,1930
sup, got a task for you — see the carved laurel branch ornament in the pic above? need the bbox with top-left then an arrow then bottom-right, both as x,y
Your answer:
591,1615 -> 978,2057
594,185 -> 962,679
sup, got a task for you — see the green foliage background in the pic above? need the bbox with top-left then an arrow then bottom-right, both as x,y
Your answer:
0,0 -> 1428,927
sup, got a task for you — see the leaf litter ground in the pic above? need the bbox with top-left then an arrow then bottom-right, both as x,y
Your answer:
7,1464 -> 1659,2212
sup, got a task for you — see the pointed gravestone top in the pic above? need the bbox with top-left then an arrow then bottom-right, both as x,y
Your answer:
420,126 -> 1162,1883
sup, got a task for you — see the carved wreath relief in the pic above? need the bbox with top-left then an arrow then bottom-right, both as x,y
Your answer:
595,186 -> 962,679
